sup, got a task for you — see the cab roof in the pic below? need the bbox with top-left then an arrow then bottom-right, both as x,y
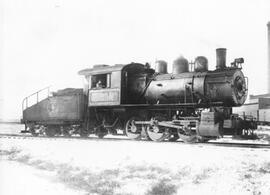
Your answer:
78,63 -> 147,76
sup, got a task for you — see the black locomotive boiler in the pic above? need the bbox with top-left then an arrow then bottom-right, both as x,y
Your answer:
21,48 -> 256,142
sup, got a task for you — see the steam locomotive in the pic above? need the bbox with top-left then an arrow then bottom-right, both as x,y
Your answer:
21,48 -> 256,142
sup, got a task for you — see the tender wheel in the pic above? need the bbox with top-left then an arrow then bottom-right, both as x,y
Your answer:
29,125 -> 39,137
63,129 -> 71,137
45,125 -> 59,137
146,125 -> 170,142
79,128 -> 89,137
125,117 -> 142,140
62,126 -> 73,137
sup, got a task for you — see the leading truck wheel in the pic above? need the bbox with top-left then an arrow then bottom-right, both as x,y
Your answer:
178,134 -> 197,143
125,117 -> 142,140
178,128 -> 197,143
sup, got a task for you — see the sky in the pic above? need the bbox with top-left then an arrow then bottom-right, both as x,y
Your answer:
1,0 -> 270,120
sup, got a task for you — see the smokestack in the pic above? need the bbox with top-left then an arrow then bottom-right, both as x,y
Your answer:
267,22 -> 270,93
216,48 -> 227,70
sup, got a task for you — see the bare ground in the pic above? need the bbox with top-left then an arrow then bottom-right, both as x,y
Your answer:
1,136 -> 270,195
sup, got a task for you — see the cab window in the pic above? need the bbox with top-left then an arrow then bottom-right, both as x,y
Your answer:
91,74 -> 111,89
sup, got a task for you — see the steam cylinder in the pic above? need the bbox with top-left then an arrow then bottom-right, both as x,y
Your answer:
194,56 -> 208,72
155,60 -> 168,74
172,56 -> 189,74
216,48 -> 227,69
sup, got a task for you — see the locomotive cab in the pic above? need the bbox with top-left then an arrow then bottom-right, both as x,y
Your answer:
78,63 -> 153,107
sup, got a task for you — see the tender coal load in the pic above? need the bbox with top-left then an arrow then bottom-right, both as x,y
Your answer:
53,88 -> 83,96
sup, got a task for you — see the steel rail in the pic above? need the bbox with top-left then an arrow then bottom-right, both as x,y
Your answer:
0,133 -> 270,149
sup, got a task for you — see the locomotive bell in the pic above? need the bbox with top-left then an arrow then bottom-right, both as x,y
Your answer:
216,48 -> 227,70
172,56 -> 189,74
194,56 -> 208,72
155,60 -> 168,74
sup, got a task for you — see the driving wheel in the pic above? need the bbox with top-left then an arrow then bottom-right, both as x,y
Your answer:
146,125 -> 170,142
125,117 -> 142,140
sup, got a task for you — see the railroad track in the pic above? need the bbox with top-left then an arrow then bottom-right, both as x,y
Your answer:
1,133 -> 270,149
204,141 -> 270,149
